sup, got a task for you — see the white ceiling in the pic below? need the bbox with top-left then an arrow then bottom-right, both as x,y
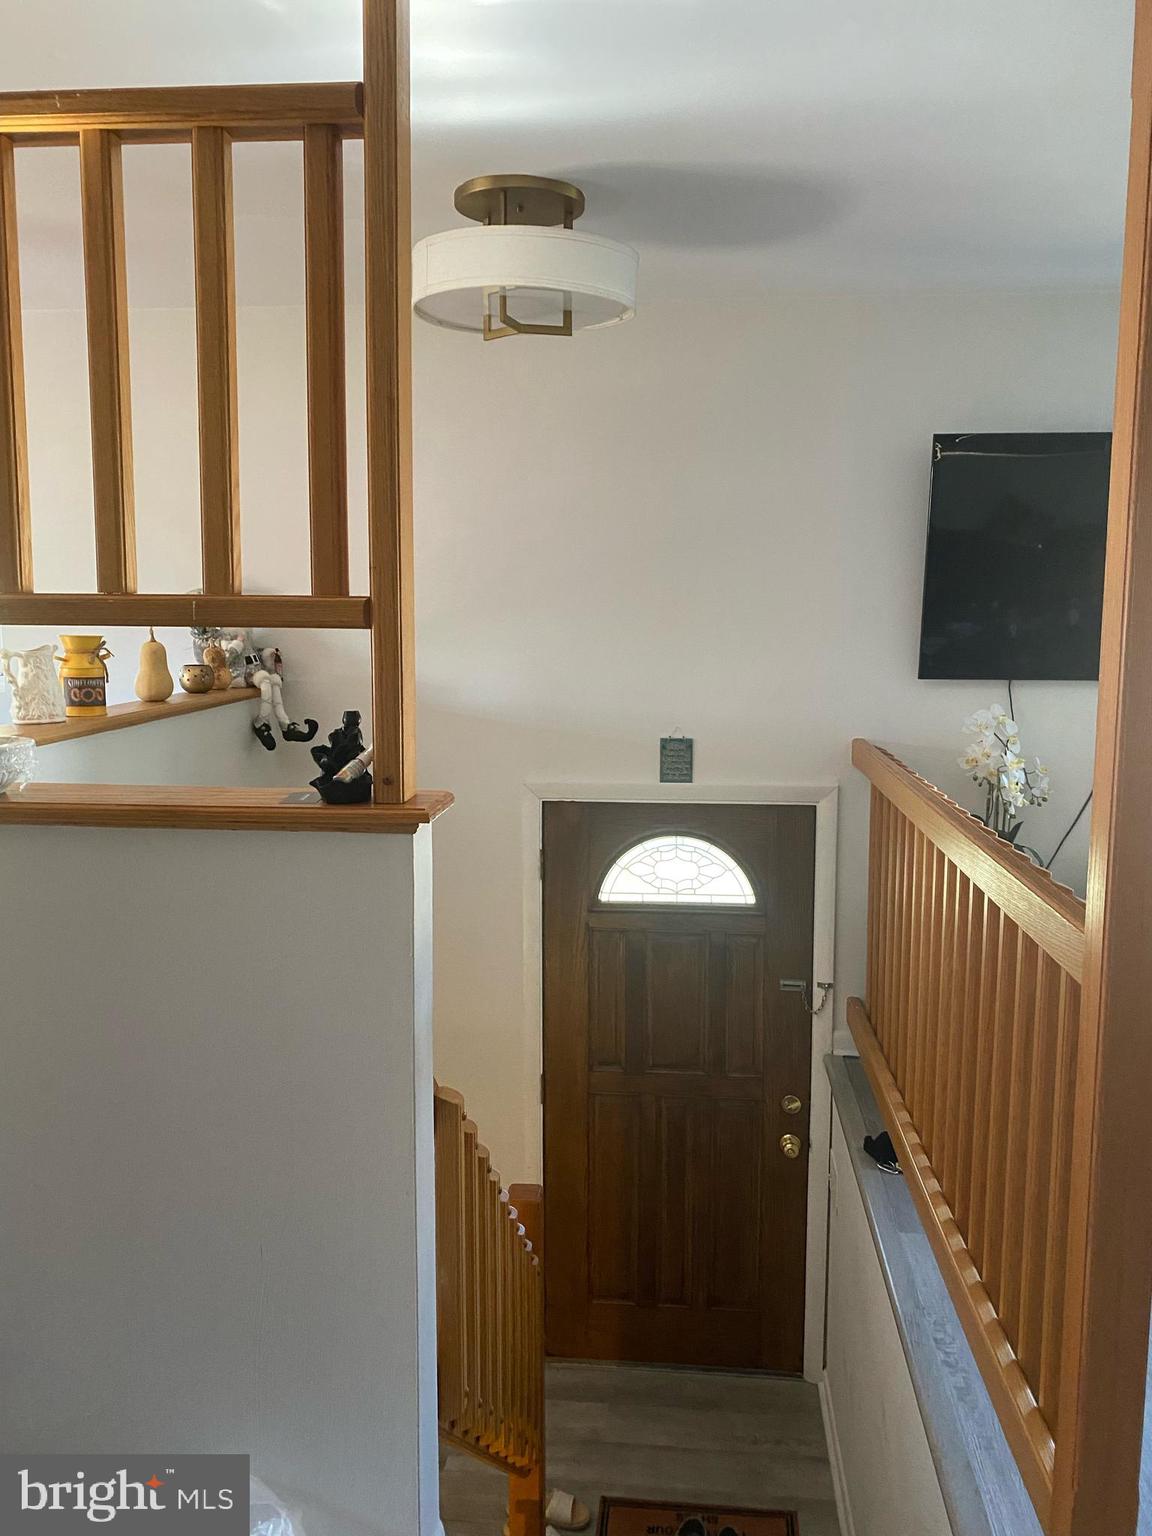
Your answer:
0,0 -> 1136,305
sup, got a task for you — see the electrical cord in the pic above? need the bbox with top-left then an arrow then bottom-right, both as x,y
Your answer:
1044,792 -> 1093,871
1006,678 -> 1092,873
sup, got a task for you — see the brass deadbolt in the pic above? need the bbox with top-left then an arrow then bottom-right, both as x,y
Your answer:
781,1094 -> 803,1115
780,1134 -> 803,1160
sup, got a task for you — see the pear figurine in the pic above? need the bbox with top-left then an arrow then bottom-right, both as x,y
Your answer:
134,627 -> 175,703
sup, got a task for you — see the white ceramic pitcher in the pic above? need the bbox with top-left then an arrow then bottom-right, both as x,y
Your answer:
0,643 -> 67,724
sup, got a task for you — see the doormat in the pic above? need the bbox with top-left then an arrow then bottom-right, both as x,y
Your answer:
596,1498 -> 799,1536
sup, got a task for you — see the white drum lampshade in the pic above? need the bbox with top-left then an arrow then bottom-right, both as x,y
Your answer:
412,175 -> 638,340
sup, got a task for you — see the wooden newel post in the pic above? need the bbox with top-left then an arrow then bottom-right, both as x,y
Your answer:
508,1184 -> 546,1536
363,0 -> 416,804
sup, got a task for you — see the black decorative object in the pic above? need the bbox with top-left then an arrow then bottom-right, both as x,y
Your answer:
310,711 -> 373,804
863,1131 -> 902,1175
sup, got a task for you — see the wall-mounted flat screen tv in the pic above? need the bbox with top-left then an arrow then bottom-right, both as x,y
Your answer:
918,432 -> 1111,681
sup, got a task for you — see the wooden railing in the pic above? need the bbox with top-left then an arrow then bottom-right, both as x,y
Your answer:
434,1086 -> 545,1536
0,0 -> 416,807
849,739 -> 1088,1529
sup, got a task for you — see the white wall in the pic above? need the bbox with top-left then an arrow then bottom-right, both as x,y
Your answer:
0,823 -> 440,1536
416,289 -> 1116,1177
3,288 -> 1117,1180
823,1107 -> 952,1536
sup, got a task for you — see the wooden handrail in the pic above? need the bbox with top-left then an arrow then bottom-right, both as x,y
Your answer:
0,593 -> 371,628
852,740 -> 1085,977
0,83 -> 365,139
851,740 -> 1090,1530
434,1086 -> 545,1536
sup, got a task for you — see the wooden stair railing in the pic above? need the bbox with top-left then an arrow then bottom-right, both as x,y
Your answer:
850,739 -> 1092,1530
434,1086 -> 545,1536
0,0 -> 417,810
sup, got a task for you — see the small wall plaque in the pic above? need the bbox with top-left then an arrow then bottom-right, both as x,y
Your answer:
659,735 -> 694,783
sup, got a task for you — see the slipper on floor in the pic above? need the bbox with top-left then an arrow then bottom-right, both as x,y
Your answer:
503,1525 -> 576,1536
502,1496 -> 591,1536
546,1491 -> 592,1531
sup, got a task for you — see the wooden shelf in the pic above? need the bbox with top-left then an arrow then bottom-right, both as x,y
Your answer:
0,784 -> 454,833
1,687 -> 259,746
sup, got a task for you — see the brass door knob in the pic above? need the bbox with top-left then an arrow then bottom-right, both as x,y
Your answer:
780,1133 -> 803,1159
781,1094 -> 803,1115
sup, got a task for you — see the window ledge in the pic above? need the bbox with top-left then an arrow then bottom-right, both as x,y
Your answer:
827,1053 -> 1042,1536
0,686 -> 259,746
0,784 -> 454,833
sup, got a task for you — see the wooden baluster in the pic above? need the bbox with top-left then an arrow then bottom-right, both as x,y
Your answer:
980,915 -> 1020,1309
906,831 -> 932,1127
1017,954 -> 1060,1392
363,0 -> 416,803
1000,936 -> 1041,1349
926,854 -> 956,1163
192,125 -> 241,594
495,1178 -> 508,1457
1040,975 -> 1080,1426
899,825 -> 923,1111
491,1174 -> 507,1454
79,129 -> 136,594
890,804 -> 909,1081
879,803 -> 897,1066
872,792 -> 890,1032
0,135 -> 32,593
462,1118 -> 481,1444
473,1143 -> 489,1449
873,794 -> 892,1050
951,885 -> 986,1232
433,1089 -> 467,1435
967,905 -> 1004,1272
920,848 -> 947,1149
518,1220 -> 530,1461
512,1211 -> 523,1460
937,869 -> 972,1204
480,1155 -> 497,1451
506,1188 -> 519,1460
303,123 -> 349,597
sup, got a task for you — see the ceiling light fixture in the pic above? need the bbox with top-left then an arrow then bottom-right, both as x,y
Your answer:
412,175 -> 638,340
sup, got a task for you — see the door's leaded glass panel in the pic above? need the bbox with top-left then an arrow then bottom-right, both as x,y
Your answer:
598,835 -> 757,906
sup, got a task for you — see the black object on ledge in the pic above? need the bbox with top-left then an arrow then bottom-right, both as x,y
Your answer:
310,710 -> 373,805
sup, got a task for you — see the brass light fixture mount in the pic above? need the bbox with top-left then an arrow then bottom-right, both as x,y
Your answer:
454,174 -> 586,230
453,175 -> 585,340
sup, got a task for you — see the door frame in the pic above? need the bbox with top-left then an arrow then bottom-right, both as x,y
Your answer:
521,778 -> 838,1383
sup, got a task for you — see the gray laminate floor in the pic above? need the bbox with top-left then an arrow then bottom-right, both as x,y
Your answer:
440,1361 -> 842,1536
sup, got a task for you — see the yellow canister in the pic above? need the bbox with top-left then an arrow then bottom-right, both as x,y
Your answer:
56,634 -> 113,717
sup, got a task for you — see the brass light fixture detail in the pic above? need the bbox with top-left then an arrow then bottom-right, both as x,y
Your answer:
455,176 -> 583,341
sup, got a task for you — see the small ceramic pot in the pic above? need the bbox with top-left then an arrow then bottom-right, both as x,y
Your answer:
179,663 -> 216,695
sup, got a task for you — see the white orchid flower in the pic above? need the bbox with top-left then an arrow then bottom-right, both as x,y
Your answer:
964,708 -> 999,738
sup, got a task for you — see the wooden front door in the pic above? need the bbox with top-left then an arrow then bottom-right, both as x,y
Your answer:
542,802 -> 816,1372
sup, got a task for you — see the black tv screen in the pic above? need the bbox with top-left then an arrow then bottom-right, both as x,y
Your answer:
918,432 -> 1111,681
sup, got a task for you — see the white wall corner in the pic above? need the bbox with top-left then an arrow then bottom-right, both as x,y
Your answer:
818,1373 -> 857,1536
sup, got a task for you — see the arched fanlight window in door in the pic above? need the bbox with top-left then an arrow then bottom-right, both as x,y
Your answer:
598,834 -> 757,906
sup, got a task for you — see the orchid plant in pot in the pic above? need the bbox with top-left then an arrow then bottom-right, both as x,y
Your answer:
959,704 -> 1051,844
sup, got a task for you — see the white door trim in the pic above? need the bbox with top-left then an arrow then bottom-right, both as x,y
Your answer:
521,778 -> 838,1383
